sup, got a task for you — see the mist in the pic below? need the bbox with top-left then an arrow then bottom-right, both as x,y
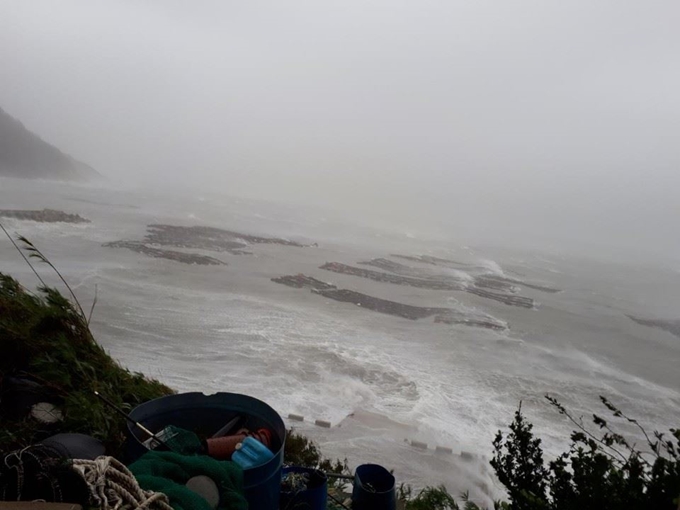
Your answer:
1,0 -> 679,261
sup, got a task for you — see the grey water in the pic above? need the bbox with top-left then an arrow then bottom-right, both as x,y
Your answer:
1,177 -> 679,506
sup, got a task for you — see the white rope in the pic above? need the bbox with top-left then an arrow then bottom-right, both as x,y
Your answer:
72,457 -> 173,510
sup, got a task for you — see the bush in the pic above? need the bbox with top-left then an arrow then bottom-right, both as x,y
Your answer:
491,397 -> 680,510
283,428 -> 348,476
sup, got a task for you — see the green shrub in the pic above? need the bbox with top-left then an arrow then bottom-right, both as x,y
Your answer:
491,397 -> 680,510
283,428 -> 348,476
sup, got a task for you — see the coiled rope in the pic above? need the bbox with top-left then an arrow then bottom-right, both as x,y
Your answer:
72,457 -> 173,510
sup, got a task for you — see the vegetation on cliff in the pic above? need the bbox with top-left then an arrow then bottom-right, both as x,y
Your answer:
0,272 -> 173,455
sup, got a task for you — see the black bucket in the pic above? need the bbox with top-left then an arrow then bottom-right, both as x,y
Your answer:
124,392 -> 285,510
352,463 -> 396,510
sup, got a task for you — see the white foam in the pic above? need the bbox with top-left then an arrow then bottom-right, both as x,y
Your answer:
478,259 -> 505,276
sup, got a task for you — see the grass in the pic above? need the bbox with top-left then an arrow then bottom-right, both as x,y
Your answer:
0,272 -> 173,456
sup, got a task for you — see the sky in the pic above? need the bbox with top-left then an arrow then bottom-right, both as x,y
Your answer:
1,1 -> 679,259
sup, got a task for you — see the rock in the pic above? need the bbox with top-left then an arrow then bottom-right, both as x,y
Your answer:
316,288 -> 446,320
272,274 -> 508,330
320,262 -> 466,291
627,315 -> 680,339
103,241 -> 226,265
145,224 -> 310,253
0,209 -> 90,223
271,274 -> 336,290
321,261 -> 535,308
466,286 -> 534,309
391,254 -> 561,293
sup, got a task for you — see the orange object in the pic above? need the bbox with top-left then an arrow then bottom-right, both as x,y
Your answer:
205,433 -> 246,460
205,428 -> 274,460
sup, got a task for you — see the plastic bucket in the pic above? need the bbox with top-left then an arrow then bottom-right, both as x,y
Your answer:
280,466 -> 328,510
124,392 -> 285,510
351,463 -> 396,510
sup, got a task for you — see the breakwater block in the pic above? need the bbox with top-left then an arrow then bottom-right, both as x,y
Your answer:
410,440 -> 428,449
315,419 -> 332,428
435,446 -> 453,454
288,414 -> 304,422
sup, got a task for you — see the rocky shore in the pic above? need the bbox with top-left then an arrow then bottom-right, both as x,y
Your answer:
145,224 -> 308,254
271,274 -> 337,290
272,273 -> 507,330
0,208 -> 90,223
627,314 -> 680,339
321,261 -> 535,309
103,240 -> 226,265
466,286 -> 534,309
104,223 -> 312,264
391,254 -> 560,294
361,257 -> 520,293
320,262 -> 466,291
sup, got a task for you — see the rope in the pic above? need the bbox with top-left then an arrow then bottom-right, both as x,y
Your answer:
72,457 -> 173,510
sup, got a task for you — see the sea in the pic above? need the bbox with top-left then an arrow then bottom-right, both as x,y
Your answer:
1,177 -> 678,506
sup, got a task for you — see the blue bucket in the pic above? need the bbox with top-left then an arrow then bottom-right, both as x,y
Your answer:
280,466 -> 328,510
124,392 -> 285,510
352,463 -> 396,510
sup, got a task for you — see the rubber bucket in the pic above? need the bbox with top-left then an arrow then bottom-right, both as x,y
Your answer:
124,392 -> 285,510
280,466 -> 327,510
351,463 -> 396,510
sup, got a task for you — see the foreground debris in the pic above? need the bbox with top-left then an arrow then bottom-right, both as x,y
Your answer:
0,208 -> 90,223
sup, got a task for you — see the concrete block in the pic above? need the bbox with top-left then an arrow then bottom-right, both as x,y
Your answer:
288,413 -> 304,422
461,451 -> 475,461
315,419 -> 332,428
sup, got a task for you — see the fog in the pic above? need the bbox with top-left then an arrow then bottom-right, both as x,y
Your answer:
1,1 -> 679,261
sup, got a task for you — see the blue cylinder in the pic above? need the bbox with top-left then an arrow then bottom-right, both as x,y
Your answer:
124,392 -> 285,510
352,464 -> 396,510
280,466 -> 328,510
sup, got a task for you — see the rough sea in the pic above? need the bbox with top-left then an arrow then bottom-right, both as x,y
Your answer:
1,177 -> 678,506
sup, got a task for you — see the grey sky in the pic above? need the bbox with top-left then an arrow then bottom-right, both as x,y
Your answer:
1,1 -> 679,259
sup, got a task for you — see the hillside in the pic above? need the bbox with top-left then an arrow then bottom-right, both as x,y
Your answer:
0,106 -> 100,181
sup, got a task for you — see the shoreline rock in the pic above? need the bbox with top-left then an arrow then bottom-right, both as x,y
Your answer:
320,262 -> 466,291
145,224 -> 309,254
271,274 -> 337,290
272,274 -> 507,330
627,314 -> 680,339
0,208 -> 90,223
321,261 -> 535,309
391,254 -> 560,294
104,240 -> 226,265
